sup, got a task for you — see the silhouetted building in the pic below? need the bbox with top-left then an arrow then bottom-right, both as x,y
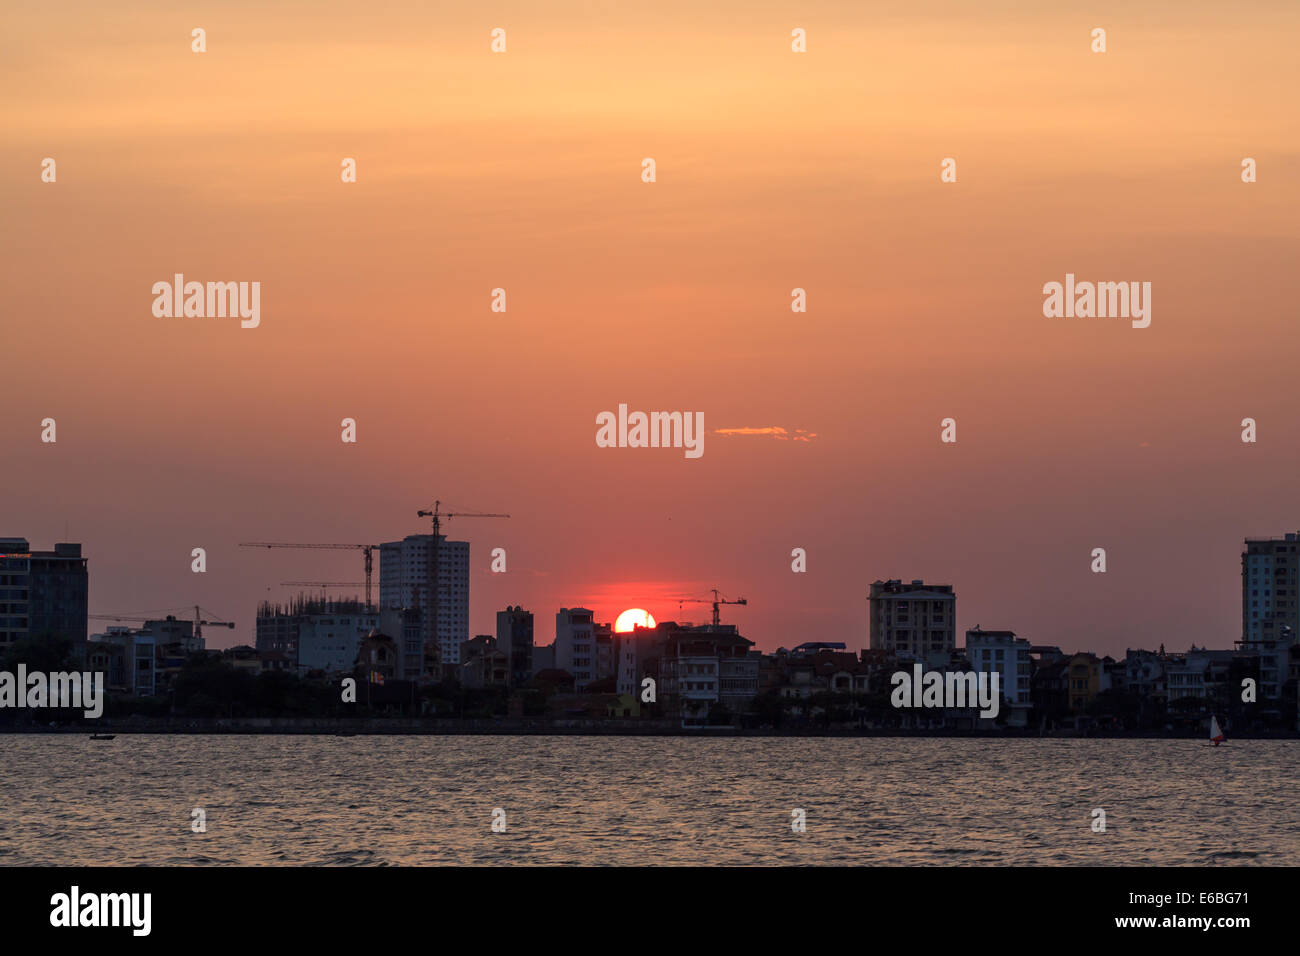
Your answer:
86,627 -> 130,693
496,605 -> 534,685
259,650 -> 293,673
380,606 -> 423,680
965,627 -> 1032,726
1166,647 -> 1238,704
354,630 -> 400,684
1121,648 -> 1168,701
223,645 -> 261,675
660,625 -> 757,726
555,608 -> 596,690
0,539 -> 88,657
257,597 -> 378,677
140,616 -> 200,653
255,600 -> 301,656
868,579 -> 955,660
1031,658 -> 1070,718
594,621 -> 615,682
298,604 -> 378,677
614,624 -> 668,698
1243,532 -> 1300,644
533,642 -> 555,673
459,635 -> 508,689
1241,532 -> 1300,698
791,641 -> 847,657
1066,653 -> 1102,712
87,618 -> 199,697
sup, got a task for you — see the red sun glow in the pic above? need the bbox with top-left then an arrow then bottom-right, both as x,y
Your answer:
614,608 -> 656,633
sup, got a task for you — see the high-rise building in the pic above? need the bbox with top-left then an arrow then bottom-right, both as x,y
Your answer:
379,534 -> 470,676
1240,531 -> 1300,698
496,605 -> 534,686
1242,532 -> 1299,642
868,579 -> 956,660
0,539 -> 88,657
555,607 -> 595,690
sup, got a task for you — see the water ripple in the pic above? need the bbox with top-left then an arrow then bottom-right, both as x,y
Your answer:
0,736 -> 1296,865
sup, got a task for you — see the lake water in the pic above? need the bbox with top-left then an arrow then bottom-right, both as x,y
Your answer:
1,735 -> 1295,865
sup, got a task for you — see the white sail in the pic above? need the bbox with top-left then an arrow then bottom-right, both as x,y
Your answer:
1209,715 -> 1225,742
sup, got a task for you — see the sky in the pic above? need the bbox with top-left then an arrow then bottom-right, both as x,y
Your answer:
2,1 -> 1298,656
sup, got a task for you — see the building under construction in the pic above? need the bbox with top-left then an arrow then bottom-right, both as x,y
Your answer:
255,596 -> 373,661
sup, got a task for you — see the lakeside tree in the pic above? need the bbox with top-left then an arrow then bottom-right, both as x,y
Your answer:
1,632 -> 74,672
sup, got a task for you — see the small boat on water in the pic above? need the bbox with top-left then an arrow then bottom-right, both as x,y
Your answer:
1208,715 -> 1226,747
89,734 -> 116,741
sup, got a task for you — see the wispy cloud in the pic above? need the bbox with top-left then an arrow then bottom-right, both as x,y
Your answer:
714,425 -> 817,442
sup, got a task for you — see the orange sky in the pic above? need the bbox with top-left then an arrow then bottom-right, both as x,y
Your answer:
3,1 -> 1299,654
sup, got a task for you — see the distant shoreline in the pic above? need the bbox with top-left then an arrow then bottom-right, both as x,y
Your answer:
2,720 -> 1297,739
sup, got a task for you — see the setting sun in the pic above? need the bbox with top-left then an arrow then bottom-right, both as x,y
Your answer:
614,608 -> 656,633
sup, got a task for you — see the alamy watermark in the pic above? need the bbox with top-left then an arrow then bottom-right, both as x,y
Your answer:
1042,273 -> 1151,328
595,404 -> 704,459
50,886 -> 150,936
152,274 -> 260,328
0,666 -> 104,718
890,663 -> 1000,718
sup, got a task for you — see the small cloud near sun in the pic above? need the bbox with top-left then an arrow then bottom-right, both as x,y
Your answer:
714,425 -> 817,442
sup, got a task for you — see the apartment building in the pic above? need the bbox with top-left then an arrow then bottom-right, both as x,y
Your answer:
868,579 -> 956,661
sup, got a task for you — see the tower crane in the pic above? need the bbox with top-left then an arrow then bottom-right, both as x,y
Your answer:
676,588 -> 748,627
416,500 -> 511,539
89,606 -> 234,644
240,542 -> 378,609
414,501 -> 510,675
280,582 -> 366,590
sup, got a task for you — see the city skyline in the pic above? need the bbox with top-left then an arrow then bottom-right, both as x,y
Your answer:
7,525 -> 1298,657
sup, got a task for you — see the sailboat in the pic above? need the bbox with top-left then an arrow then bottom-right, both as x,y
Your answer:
1208,714 -> 1226,747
